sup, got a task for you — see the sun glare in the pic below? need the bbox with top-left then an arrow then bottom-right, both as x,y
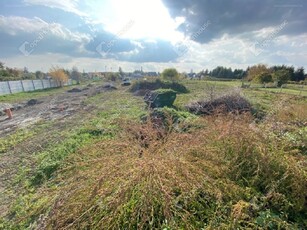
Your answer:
95,0 -> 183,42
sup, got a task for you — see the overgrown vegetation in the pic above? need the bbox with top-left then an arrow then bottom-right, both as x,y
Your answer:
187,91 -> 252,115
48,66 -> 69,87
0,80 -> 306,229
130,79 -> 189,95
246,64 -> 306,85
144,89 -> 177,108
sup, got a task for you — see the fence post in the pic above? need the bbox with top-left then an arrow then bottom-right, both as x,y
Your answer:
299,85 -> 303,96
49,79 -> 52,88
20,80 -> 25,92
32,80 -> 36,91
41,79 -> 44,89
7,81 -> 12,94
280,85 -> 283,93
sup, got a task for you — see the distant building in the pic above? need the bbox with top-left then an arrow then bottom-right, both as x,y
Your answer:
145,72 -> 159,77
88,72 -> 105,79
187,72 -> 196,79
127,70 -> 144,79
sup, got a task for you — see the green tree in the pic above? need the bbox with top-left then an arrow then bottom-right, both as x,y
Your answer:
161,68 -> 179,82
247,64 -> 271,82
253,72 -> 273,84
71,66 -> 81,83
273,69 -> 291,87
119,67 -> 124,76
35,71 -> 44,79
210,66 -> 235,79
271,65 -> 294,81
294,67 -> 305,82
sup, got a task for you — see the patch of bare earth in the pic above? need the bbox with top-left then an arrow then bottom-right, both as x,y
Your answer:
0,84 -> 112,217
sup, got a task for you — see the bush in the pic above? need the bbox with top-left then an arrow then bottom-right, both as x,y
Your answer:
144,89 -> 177,108
130,79 -> 189,95
145,107 -> 197,132
273,69 -> 291,87
253,72 -> 273,84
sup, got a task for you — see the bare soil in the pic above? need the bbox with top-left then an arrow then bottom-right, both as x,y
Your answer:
0,83 -> 115,217
0,84 -> 114,137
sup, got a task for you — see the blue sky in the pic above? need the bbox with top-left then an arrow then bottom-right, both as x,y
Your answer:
0,0 -> 306,72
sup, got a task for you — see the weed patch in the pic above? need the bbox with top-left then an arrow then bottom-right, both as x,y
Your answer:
130,79 -> 189,95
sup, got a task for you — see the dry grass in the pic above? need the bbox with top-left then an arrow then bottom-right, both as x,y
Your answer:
22,110 -> 306,229
2,82 -> 306,229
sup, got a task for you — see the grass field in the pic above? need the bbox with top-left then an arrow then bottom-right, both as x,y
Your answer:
0,79 -> 306,229
255,87 -> 307,96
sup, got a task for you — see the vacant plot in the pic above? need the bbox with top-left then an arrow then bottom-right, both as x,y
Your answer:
0,80 -> 306,229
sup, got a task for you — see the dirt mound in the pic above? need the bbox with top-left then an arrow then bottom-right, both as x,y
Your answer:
67,88 -> 82,93
102,83 -> 117,90
187,94 -> 252,115
27,99 -> 39,106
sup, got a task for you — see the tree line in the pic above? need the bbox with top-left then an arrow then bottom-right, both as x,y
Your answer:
246,64 -> 305,86
206,66 -> 247,79
1,61 -> 306,86
0,62 -> 82,85
195,64 -> 305,84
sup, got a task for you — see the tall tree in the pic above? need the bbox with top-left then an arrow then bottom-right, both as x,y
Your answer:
71,66 -> 81,83
271,65 -> 294,81
161,68 -> 179,82
35,71 -> 44,79
293,67 -> 305,82
247,64 -> 271,82
273,69 -> 291,87
49,66 -> 69,87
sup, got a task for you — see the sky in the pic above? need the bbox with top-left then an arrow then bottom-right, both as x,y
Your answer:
0,0 -> 306,72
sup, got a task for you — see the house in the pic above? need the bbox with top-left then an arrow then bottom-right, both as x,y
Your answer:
187,72 -> 196,79
88,72 -> 105,79
145,72 -> 159,77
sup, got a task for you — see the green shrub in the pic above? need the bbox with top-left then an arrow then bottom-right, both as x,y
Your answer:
144,89 -> 177,108
130,79 -> 189,95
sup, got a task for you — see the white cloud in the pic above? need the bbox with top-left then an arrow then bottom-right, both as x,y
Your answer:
0,16 -> 91,43
49,23 -> 91,43
24,0 -> 86,16
2,53 -> 176,72
1,1 -> 307,72
0,16 -> 48,34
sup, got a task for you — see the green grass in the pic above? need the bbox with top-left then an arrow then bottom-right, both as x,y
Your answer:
0,79 -> 306,229
254,87 -> 307,96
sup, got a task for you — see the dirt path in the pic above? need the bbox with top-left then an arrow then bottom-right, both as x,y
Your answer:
0,87 -> 91,137
0,83 -> 115,217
